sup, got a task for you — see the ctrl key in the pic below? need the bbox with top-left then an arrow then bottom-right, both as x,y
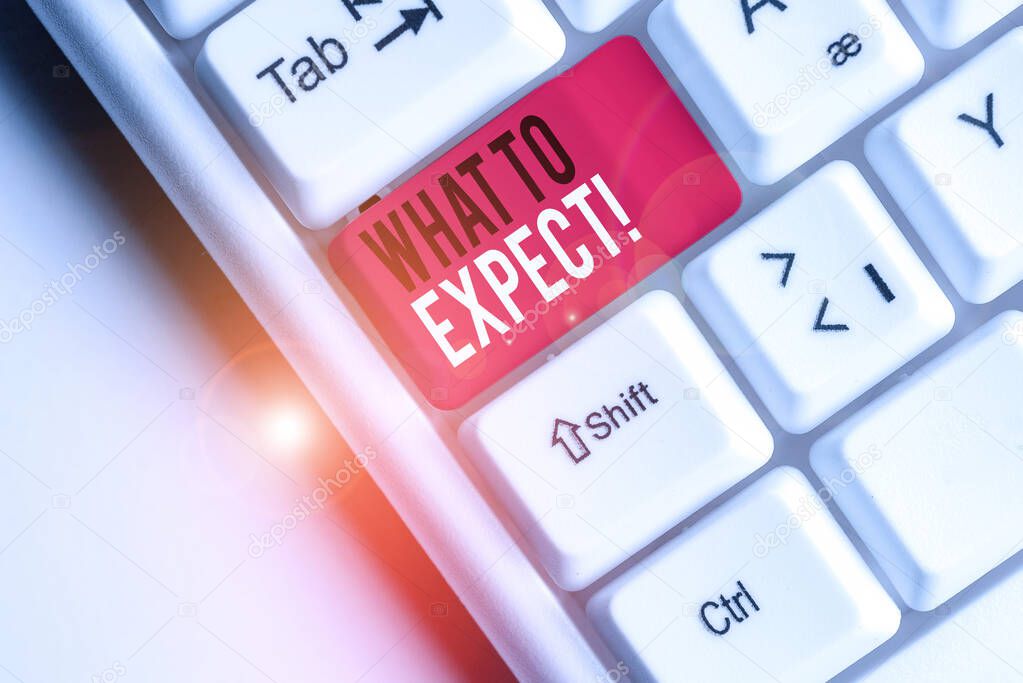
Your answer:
588,468 -> 900,683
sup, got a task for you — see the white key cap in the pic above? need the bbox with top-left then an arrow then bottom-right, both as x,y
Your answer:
684,162 -> 953,434
459,291 -> 773,591
866,29 -> 1023,304
552,0 -> 641,33
143,0 -> 246,39
197,0 -> 565,229
588,467 -> 900,683
898,0 -> 1023,49
647,0 -> 923,185
860,564 -> 1023,681
811,311 -> 1023,612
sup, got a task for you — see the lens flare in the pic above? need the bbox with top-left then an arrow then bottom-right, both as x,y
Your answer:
265,405 -> 310,451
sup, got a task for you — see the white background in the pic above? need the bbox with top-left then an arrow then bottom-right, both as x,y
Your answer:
0,5 -> 510,682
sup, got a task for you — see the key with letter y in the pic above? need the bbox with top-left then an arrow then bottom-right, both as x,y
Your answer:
867,29 -> 1023,304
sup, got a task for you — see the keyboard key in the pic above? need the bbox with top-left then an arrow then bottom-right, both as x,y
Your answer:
143,0 -> 246,39
329,38 -> 742,409
684,162 -> 953,434
898,0 -> 1023,49
197,0 -> 566,229
860,564 -> 1023,681
552,0 -> 641,32
648,0 -> 923,185
588,467 -> 900,682
459,291 -> 772,591
866,29 -> 1023,304
811,311 -> 1023,611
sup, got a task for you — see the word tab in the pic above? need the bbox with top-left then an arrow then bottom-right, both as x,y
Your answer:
330,38 -> 741,409
197,0 -> 566,228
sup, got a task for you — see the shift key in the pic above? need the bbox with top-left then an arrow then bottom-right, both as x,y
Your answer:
459,291 -> 772,590
329,37 -> 742,409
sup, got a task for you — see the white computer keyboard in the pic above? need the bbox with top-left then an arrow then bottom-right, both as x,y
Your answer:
79,0 -> 1023,680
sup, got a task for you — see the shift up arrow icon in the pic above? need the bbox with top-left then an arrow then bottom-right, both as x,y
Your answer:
552,418 -> 591,464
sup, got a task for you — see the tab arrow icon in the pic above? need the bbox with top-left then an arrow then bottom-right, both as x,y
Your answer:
374,1 -> 443,52
552,418 -> 591,464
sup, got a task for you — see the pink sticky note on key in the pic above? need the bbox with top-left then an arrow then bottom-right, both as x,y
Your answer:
329,37 -> 741,409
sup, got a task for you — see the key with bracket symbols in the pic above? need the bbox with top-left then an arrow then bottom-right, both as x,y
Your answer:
683,162 -> 954,434
196,0 -> 565,229
459,291 -> 772,591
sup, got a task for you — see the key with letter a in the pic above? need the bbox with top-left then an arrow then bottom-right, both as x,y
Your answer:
648,0 -> 923,185
867,29 -> 1023,304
